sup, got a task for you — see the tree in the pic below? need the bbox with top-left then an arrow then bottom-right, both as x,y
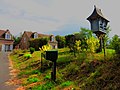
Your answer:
109,35 -> 120,54
65,34 -> 75,51
55,35 -> 65,48
13,36 -> 21,48
86,36 -> 99,53
79,28 -> 93,51
103,26 -> 111,47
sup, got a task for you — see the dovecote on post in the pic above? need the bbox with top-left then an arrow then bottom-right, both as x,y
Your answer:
87,5 -> 109,35
87,5 -> 110,54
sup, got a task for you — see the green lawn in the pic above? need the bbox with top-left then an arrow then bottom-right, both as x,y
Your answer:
10,48 -> 117,90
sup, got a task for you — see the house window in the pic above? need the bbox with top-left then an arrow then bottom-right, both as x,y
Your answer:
50,36 -> 54,42
24,38 -> 26,43
5,33 -> 11,39
34,33 -> 38,39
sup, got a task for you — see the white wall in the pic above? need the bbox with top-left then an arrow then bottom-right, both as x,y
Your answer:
1,44 -> 5,51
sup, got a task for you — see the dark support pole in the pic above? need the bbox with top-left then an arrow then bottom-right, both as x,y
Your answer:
40,53 -> 43,72
103,36 -> 106,60
99,37 -> 102,52
51,61 -> 56,82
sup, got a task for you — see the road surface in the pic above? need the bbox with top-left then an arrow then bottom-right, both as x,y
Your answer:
0,52 -> 17,90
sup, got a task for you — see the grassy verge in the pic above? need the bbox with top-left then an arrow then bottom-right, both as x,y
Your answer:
10,48 -> 119,90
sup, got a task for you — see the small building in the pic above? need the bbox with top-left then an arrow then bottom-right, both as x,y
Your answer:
87,5 -> 110,52
87,5 -> 109,35
17,31 -> 49,49
17,31 -> 57,50
49,35 -> 58,49
0,29 -> 14,51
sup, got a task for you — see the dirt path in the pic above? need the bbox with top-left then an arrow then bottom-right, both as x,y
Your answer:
0,52 -> 18,90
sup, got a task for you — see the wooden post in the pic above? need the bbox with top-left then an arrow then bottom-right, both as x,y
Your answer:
103,35 -> 106,60
96,34 -> 103,52
40,53 -> 43,72
51,61 -> 56,81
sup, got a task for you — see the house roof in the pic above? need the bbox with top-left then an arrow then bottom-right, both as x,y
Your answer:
0,29 -> 11,37
38,33 -> 50,38
24,31 -> 50,38
0,30 -> 6,36
87,5 -> 109,22
24,31 -> 33,38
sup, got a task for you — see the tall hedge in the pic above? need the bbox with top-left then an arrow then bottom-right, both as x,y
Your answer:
29,38 -> 48,51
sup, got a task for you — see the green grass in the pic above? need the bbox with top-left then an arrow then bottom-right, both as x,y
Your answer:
10,48 -> 117,89
27,77 -> 40,83
60,81 -> 73,88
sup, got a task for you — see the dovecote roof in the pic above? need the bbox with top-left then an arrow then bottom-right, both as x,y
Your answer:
87,5 -> 109,22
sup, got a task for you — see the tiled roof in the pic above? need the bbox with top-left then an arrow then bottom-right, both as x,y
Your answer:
95,6 -> 109,22
24,31 -> 50,38
0,30 -> 6,36
38,33 -> 50,38
87,5 -> 109,22
24,31 -> 33,38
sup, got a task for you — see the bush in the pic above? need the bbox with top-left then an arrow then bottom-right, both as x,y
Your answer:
30,47 -> 35,54
29,38 -> 48,50
24,54 -> 32,59
114,41 -> 120,54
27,77 -> 39,83
11,49 -> 22,55
60,81 -> 73,88
31,81 -> 55,90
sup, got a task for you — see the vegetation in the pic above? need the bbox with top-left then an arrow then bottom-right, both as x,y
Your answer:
30,47 -> 35,54
109,34 -> 120,54
10,47 -> 118,90
55,35 -> 65,48
29,38 -> 49,50
10,27 -> 120,90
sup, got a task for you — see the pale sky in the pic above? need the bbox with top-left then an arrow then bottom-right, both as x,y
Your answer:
0,0 -> 119,37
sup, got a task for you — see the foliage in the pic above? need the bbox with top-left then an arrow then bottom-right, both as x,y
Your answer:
109,35 -> 120,54
104,26 -> 111,46
39,44 -> 52,52
29,38 -> 48,50
10,47 -> 117,89
74,40 -> 81,52
27,77 -> 39,83
44,74 -> 51,80
30,47 -> 35,54
11,49 -> 23,55
32,81 -> 55,90
72,40 -> 81,57
55,35 -> 65,48
24,54 -> 32,59
60,81 -> 73,88
13,36 -> 22,48
65,28 -> 93,53
87,36 -> 99,53
65,34 -> 75,51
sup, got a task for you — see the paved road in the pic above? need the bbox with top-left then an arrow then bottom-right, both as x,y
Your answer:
0,52 -> 17,90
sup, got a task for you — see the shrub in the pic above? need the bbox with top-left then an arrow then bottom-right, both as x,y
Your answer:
27,77 -> 39,83
32,81 -> 55,90
60,81 -> 73,88
44,74 -> 51,80
29,38 -> 48,50
11,49 -> 22,55
24,54 -> 32,59
30,47 -> 35,54
114,41 -> 120,54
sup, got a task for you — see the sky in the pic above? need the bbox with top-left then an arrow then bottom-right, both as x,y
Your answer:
0,0 -> 119,37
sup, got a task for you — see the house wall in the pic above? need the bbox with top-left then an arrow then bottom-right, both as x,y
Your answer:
19,33 -> 30,49
0,41 -> 13,51
0,44 -> 2,51
49,41 -> 58,49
